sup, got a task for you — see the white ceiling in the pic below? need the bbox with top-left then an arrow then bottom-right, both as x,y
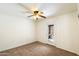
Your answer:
0,3 -> 77,19
22,3 -> 77,18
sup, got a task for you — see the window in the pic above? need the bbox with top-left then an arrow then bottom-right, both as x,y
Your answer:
48,25 -> 54,39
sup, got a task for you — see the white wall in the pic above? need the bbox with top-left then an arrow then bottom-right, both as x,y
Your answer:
0,12 -> 36,51
37,11 -> 79,55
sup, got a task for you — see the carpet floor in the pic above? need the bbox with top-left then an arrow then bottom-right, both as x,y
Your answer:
0,41 -> 78,56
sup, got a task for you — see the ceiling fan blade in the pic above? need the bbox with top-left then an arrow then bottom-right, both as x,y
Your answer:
28,15 -> 33,17
18,3 -> 32,11
40,12 -> 43,14
39,15 -> 46,18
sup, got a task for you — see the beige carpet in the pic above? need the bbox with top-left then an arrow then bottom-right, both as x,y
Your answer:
0,41 -> 78,56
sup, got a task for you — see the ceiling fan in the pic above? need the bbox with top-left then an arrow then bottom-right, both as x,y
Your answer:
18,3 -> 46,20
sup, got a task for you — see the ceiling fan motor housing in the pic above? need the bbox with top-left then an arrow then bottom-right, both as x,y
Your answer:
34,11 -> 39,13
34,11 -> 39,15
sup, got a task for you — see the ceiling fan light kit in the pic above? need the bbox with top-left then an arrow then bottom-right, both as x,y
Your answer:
19,3 -> 46,21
